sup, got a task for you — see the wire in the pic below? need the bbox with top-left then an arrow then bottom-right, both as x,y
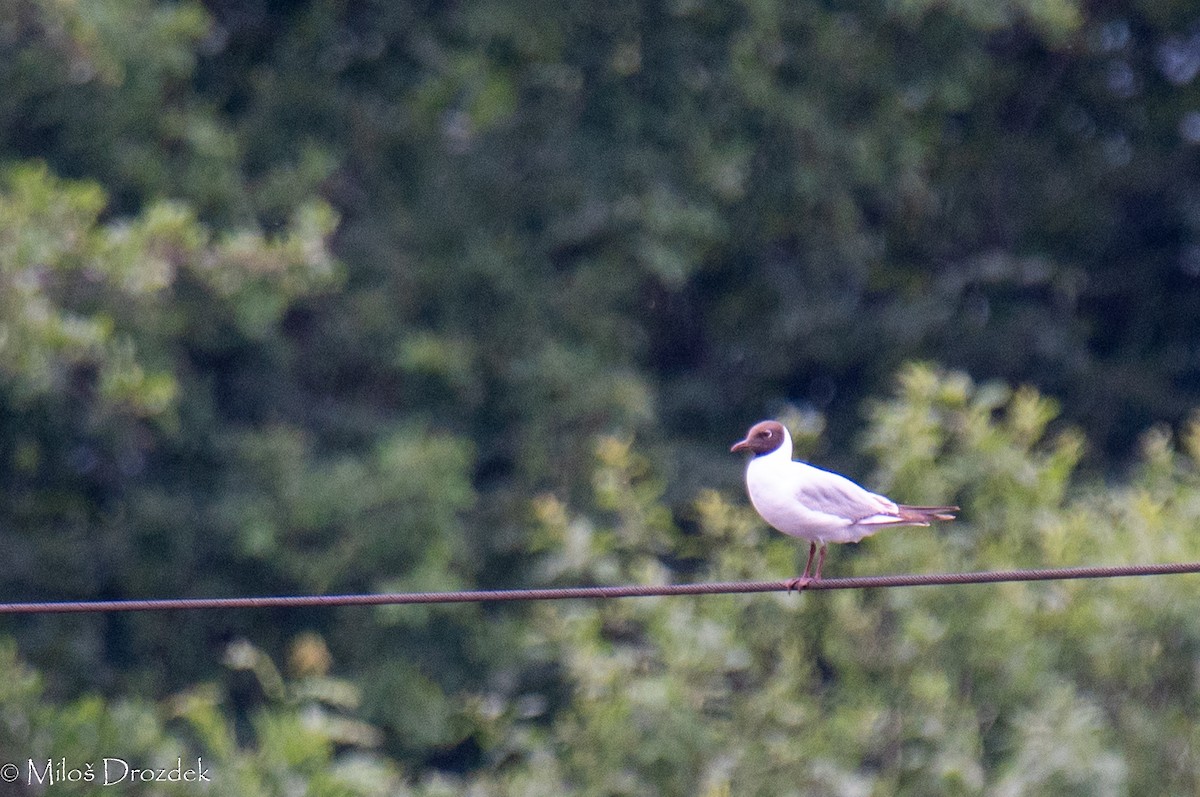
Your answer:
0,561 -> 1197,615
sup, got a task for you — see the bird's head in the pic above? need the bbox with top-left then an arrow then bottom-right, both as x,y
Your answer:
730,420 -> 788,455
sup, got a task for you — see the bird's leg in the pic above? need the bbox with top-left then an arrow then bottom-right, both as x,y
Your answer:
786,542 -> 818,592
813,543 -> 827,580
803,541 -> 817,578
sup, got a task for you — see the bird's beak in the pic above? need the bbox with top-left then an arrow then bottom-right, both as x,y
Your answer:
730,438 -> 751,453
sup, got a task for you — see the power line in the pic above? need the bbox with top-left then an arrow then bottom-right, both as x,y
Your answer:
0,561 -> 1197,615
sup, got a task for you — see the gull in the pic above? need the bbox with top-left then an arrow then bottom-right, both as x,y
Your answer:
731,420 -> 957,589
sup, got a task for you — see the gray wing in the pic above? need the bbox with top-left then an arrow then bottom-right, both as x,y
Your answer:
792,465 -> 899,523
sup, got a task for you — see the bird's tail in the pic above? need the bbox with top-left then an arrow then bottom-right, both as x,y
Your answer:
898,505 -> 959,523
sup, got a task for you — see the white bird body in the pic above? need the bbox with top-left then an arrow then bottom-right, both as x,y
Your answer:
744,443 -> 905,544
731,420 -> 957,586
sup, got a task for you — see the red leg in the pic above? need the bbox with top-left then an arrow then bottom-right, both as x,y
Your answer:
813,543 -> 827,580
786,542 -> 818,592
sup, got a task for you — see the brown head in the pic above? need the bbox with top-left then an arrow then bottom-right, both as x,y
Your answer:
730,420 -> 788,455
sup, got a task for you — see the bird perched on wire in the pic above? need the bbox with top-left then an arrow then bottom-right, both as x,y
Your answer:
731,420 -> 957,590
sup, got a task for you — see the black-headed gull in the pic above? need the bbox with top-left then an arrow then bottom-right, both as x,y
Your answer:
731,420 -> 957,589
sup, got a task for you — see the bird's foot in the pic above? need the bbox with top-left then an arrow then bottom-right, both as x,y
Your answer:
785,576 -> 814,593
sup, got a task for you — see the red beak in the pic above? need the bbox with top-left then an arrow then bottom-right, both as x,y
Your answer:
730,438 -> 751,453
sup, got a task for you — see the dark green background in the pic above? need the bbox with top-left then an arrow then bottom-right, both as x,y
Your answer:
2,0 -> 1200,792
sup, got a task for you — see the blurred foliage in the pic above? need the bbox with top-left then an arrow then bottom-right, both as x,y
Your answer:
0,636 -> 399,796
0,162 -> 335,412
4,0 -> 1200,789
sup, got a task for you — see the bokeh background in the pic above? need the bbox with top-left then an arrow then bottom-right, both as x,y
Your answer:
3,0 -> 1200,793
